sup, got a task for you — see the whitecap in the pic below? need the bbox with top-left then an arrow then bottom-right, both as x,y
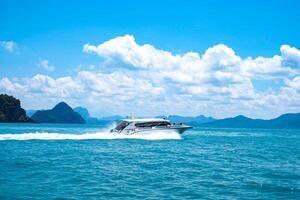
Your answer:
0,130 -> 181,141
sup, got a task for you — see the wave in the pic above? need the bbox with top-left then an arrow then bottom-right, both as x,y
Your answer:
0,130 -> 181,141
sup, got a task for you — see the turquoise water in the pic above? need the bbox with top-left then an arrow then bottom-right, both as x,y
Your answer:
0,123 -> 299,199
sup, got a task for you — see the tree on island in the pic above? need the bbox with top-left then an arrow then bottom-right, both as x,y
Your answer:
0,94 -> 34,123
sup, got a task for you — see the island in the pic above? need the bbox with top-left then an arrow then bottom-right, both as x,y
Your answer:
0,94 -> 34,123
31,102 -> 86,124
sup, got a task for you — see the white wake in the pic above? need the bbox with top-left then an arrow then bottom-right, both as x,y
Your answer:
0,130 -> 181,141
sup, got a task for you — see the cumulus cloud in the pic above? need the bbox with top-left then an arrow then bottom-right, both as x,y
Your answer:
84,35 -> 300,80
38,59 -> 55,71
0,41 -> 17,52
0,71 -> 165,116
83,35 -> 187,70
81,35 -> 300,117
285,76 -> 300,90
0,78 -> 23,93
83,36 -> 252,99
280,44 -> 300,69
1,35 -> 300,118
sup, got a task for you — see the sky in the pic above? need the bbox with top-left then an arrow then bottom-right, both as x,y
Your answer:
1,0 -> 300,119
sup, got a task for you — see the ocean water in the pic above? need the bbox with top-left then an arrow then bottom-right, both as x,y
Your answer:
0,123 -> 299,199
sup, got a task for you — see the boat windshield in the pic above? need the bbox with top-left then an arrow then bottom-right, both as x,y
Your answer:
135,121 -> 171,128
115,121 -> 129,131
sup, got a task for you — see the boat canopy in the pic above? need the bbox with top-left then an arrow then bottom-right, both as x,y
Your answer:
135,121 -> 171,127
122,118 -> 168,123
114,118 -> 170,131
114,121 -> 129,131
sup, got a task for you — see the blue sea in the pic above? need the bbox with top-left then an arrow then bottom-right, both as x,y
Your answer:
0,123 -> 299,199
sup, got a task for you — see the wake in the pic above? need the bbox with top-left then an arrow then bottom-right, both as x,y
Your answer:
0,131 -> 181,141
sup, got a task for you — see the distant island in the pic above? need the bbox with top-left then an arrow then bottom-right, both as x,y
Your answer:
73,107 -> 112,124
74,106 -> 123,124
72,108 -> 300,129
0,94 -> 34,123
1,93 -> 300,128
198,114 -> 300,129
156,115 -> 216,126
31,102 -> 85,124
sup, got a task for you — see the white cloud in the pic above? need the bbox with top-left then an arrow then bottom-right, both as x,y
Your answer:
81,35 -> 300,118
280,44 -> 300,69
285,76 -> 300,90
83,35 -> 299,84
29,74 -> 83,97
202,44 -> 241,70
83,35 -> 255,100
1,35 -> 300,118
38,59 -> 55,71
0,41 -> 17,52
0,71 -> 165,116
0,78 -> 24,93
83,35 -> 203,72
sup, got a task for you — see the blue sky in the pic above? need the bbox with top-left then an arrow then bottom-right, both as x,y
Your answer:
1,0 -> 300,118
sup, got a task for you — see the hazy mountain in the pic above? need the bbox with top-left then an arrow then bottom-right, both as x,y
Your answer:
54,105 -> 300,129
0,94 -> 35,123
98,115 -> 123,121
199,113 -> 300,129
73,107 -> 90,120
32,102 -> 85,124
157,115 -> 216,125
26,110 -> 37,117
73,106 -> 104,124
265,113 -> 300,129
73,107 -> 121,124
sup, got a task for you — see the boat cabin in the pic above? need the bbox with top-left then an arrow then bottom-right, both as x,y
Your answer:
113,118 -> 171,132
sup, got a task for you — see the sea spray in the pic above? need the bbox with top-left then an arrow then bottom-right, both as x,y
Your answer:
0,128 -> 181,140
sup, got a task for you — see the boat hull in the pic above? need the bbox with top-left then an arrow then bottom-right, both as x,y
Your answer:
169,126 -> 192,134
116,126 -> 192,135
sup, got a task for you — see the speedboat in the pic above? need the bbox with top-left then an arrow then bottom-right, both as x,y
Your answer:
110,118 -> 192,135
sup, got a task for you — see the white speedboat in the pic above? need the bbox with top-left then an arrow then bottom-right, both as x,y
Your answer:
110,118 -> 192,135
